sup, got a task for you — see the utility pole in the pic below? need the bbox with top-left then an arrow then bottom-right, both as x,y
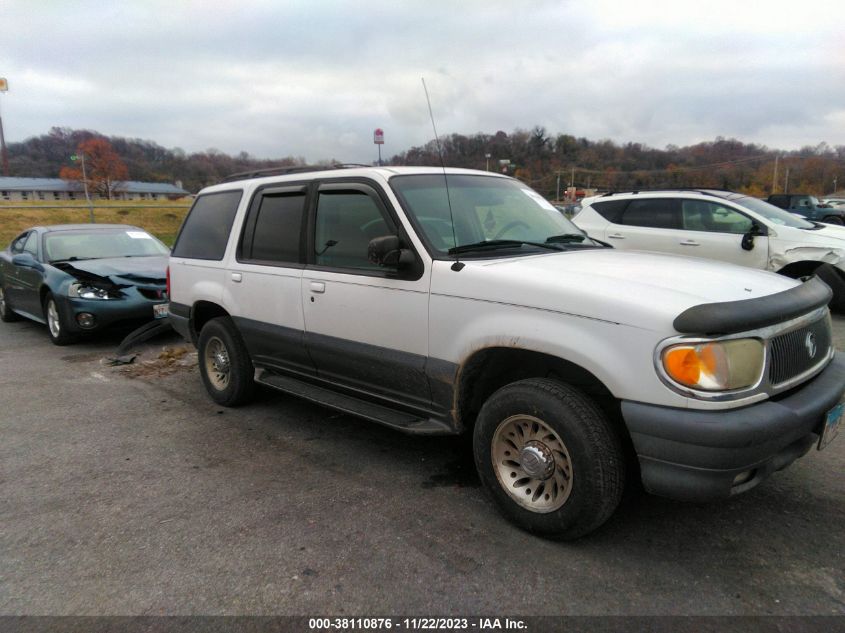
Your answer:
0,77 -> 9,176
485,153 -> 491,172
784,167 -> 790,195
71,152 -> 95,223
556,171 -> 561,200
772,155 -> 779,194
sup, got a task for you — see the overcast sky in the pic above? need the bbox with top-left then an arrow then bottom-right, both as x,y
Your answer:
1,0 -> 843,162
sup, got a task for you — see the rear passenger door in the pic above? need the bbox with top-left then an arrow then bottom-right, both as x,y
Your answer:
226,184 -> 316,377
301,180 -> 431,409
605,198 -> 683,253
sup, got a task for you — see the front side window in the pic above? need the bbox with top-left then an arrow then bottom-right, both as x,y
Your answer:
10,232 -> 29,254
314,190 -> 395,269
172,190 -> 243,260
22,232 -> 38,257
680,200 -> 752,234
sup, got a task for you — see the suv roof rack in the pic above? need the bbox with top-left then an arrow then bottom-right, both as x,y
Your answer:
599,188 -> 738,199
222,163 -> 373,183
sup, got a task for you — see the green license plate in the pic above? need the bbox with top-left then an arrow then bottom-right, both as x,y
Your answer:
818,402 -> 843,450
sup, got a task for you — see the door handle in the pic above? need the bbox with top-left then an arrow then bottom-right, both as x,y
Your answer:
310,282 -> 326,294
680,240 -> 700,246
231,272 -> 242,282
607,233 -> 625,239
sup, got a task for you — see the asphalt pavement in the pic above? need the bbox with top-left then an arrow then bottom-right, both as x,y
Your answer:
1,316 -> 844,616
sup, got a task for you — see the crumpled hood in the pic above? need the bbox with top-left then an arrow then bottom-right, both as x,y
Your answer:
57,255 -> 167,285
431,249 -> 799,332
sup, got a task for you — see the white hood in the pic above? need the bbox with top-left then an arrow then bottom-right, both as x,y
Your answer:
431,249 -> 799,332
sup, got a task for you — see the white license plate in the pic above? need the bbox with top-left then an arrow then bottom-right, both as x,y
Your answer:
153,303 -> 169,319
818,402 -> 843,450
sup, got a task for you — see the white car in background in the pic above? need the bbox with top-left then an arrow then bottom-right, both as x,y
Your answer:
574,189 -> 845,310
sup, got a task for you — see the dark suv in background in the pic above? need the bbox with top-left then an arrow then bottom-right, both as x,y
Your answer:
767,194 -> 845,224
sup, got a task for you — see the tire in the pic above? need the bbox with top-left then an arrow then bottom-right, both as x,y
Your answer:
822,216 -> 844,225
197,316 -> 255,406
43,292 -> 76,345
815,263 -> 845,313
473,378 -> 625,540
0,286 -> 20,322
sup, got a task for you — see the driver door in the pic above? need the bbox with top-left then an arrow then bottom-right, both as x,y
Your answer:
301,181 -> 432,410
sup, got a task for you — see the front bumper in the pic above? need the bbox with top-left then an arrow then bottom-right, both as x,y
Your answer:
622,354 -> 845,502
57,294 -> 168,334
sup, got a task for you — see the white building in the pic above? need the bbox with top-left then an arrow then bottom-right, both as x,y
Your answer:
0,177 -> 190,202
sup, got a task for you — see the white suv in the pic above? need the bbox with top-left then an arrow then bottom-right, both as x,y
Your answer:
574,189 -> 845,311
168,167 -> 844,539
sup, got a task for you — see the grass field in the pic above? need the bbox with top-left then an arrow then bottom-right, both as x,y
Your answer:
0,200 -> 192,247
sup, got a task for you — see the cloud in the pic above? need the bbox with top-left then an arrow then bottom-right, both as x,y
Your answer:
0,0 -> 843,160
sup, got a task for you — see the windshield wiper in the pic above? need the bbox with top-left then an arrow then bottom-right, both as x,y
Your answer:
546,233 -> 611,248
50,256 -> 96,263
545,233 -> 587,243
448,239 -> 562,256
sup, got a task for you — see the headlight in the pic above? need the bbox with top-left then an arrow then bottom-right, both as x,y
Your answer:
68,282 -> 117,300
660,338 -> 764,392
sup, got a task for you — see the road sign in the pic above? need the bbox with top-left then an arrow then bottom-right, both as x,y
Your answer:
0,78 -> 8,92
374,128 -> 384,145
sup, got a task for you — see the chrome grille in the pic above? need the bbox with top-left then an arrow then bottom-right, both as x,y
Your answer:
768,316 -> 832,386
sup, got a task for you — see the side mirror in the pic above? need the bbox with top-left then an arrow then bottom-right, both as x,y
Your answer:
368,235 -> 415,268
741,223 -> 764,251
12,253 -> 43,270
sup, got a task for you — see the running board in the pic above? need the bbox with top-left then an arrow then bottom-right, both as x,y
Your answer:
256,370 -> 454,435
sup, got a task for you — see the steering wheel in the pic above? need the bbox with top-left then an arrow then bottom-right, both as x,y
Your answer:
493,221 -> 530,240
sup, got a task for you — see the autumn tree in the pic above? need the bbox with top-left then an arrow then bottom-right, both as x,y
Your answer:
59,138 -> 129,199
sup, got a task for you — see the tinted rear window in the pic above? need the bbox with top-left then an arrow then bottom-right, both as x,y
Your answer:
172,190 -> 243,260
621,199 -> 680,229
246,193 -> 305,263
590,199 -> 629,223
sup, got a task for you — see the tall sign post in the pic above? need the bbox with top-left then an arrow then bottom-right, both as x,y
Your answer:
373,128 -> 384,166
0,78 -> 9,176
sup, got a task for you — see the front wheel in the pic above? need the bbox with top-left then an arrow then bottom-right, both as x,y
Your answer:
197,316 -> 255,406
822,216 -> 844,225
0,286 -> 20,322
44,292 -> 76,345
473,378 -> 625,540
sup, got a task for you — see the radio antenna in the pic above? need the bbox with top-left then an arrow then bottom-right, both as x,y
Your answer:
422,78 -> 463,271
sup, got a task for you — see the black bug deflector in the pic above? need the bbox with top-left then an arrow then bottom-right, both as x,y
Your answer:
673,276 -> 833,335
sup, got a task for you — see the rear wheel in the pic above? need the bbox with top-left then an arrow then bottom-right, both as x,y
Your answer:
473,378 -> 625,540
0,286 -> 20,322
43,292 -> 76,345
197,316 -> 255,406
822,216 -> 844,225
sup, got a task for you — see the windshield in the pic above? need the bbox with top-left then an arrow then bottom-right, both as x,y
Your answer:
390,174 -> 594,256
732,197 -> 816,229
45,229 -> 169,262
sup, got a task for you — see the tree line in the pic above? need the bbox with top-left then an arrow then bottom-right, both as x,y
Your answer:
4,126 -> 844,197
